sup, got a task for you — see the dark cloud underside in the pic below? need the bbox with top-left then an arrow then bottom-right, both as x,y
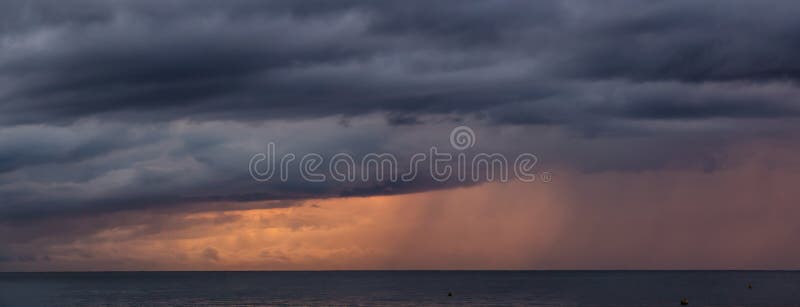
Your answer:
0,0 -> 799,221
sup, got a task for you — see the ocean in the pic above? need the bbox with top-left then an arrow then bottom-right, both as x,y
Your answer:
1,271 -> 798,306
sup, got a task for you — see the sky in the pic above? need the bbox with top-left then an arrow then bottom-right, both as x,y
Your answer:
1,0 -> 800,271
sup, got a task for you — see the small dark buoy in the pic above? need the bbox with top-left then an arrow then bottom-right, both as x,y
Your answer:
448,292 -> 453,297
680,298 -> 689,305
747,282 -> 753,289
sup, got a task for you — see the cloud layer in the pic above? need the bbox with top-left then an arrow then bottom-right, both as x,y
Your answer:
1,0 -> 800,268
3,0 -> 800,125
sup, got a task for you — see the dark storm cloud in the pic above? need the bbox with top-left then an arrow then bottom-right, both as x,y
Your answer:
0,122 -> 159,173
557,1 -> 800,82
1,0 -> 800,221
0,120 -> 487,220
2,0 -> 799,125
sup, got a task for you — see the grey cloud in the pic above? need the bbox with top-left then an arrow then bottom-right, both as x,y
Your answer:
0,116 -> 778,220
1,0 -> 800,221
0,122 -> 159,173
0,119 -> 484,220
485,81 -> 800,125
2,0 -> 799,126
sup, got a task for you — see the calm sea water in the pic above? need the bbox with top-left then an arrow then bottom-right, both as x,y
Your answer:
1,271 -> 799,306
